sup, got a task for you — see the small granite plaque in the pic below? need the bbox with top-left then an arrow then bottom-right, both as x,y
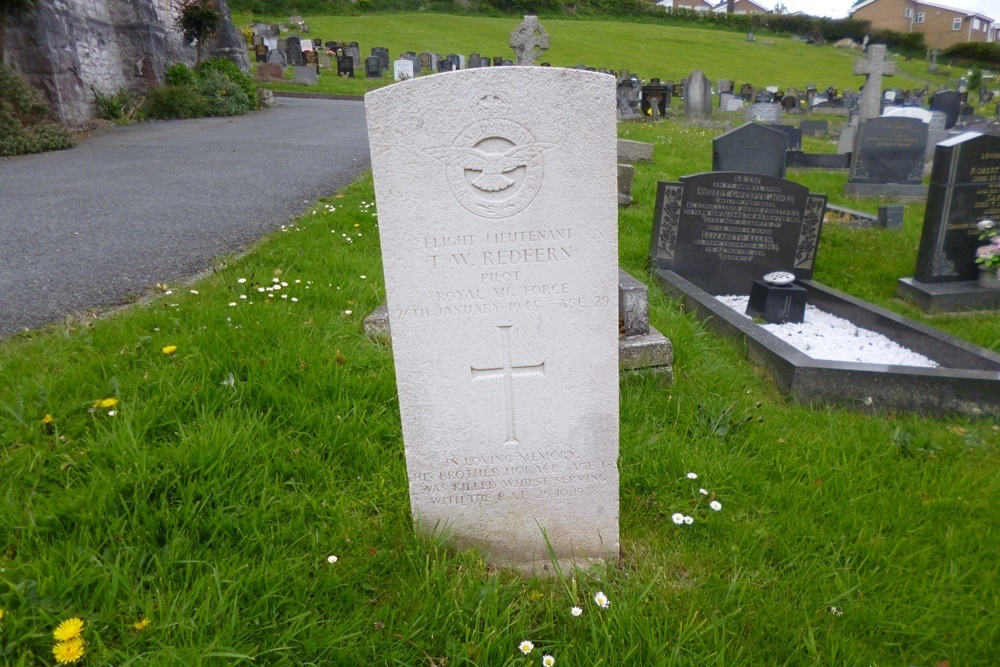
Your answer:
649,172 -> 827,294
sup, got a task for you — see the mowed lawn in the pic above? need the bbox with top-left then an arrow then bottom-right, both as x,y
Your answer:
236,12 -> 963,100
2,16 -> 998,667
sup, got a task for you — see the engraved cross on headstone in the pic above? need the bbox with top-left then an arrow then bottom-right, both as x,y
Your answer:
853,44 -> 896,122
509,15 -> 550,66
471,325 -> 545,445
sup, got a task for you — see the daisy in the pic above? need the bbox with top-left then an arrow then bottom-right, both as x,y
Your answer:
686,472 -> 698,479
519,640 -> 534,654
672,513 -> 684,525
542,655 -> 555,667
594,591 -> 610,608
570,606 -> 582,617
327,555 -> 338,564
683,515 -> 694,525
710,501 -> 722,511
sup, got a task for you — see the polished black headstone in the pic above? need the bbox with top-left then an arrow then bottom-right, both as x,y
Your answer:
640,84 -> 670,117
337,55 -> 354,78
915,132 -> 1000,283
930,90 -> 961,129
878,205 -> 904,230
713,123 -> 789,178
849,116 -> 927,185
745,280 -> 807,323
770,124 -> 802,151
649,172 -> 827,294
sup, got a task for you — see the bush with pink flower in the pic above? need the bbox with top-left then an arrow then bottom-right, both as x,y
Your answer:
975,220 -> 1000,278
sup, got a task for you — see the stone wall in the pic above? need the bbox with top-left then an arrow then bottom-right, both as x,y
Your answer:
6,0 -> 248,127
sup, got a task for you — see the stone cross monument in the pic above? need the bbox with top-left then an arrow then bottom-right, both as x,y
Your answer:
853,44 -> 896,122
509,15 -> 550,66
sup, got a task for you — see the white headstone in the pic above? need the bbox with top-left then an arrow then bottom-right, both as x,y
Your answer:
883,106 -> 933,123
393,58 -> 414,82
366,68 -> 620,572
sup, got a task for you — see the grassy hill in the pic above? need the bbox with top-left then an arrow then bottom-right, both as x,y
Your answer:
235,13 -> 964,98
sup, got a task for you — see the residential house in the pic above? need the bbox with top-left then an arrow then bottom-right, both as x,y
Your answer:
711,0 -> 771,14
655,0 -> 715,11
851,0 -> 997,50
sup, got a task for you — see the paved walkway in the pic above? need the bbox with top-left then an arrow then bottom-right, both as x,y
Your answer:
0,97 -> 370,338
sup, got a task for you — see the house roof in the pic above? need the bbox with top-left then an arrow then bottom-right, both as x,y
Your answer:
711,0 -> 770,12
851,0 -> 994,23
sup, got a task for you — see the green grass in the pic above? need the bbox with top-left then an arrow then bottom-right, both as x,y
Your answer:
239,13 -> 951,99
3,26 -> 1000,666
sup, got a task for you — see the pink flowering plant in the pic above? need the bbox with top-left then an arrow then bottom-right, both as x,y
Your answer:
975,220 -> 1000,276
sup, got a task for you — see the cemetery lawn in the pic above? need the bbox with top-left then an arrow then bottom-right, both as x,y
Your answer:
243,12 -> 951,100
2,123 -> 998,666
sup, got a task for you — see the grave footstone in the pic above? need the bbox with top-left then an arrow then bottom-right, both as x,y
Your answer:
712,123 -> 789,178
845,116 -> 927,197
366,67 -> 620,571
509,15 -> 550,66
650,172 -> 827,294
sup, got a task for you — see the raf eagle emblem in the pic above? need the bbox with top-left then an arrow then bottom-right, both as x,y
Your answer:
427,142 -> 554,193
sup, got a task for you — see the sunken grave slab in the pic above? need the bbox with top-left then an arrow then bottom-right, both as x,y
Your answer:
654,269 -> 1000,417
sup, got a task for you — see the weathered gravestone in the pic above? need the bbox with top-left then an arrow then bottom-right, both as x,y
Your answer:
365,56 -> 382,78
267,49 -> 286,66
406,54 -> 422,75
393,58 -> 414,81
286,36 -> 303,66
366,68 -> 620,571
254,43 -> 268,63
419,52 -> 431,71
650,172 -> 827,294
800,120 -> 828,137
745,102 -> 782,124
853,44 -> 896,123
712,123 -> 789,178
256,62 -> 284,81
684,70 -> 712,121
770,124 -> 802,151
373,47 -> 390,73
509,15 -> 550,66
293,65 -> 318,85
617,79 -> 642,121
845,116 -> 927,197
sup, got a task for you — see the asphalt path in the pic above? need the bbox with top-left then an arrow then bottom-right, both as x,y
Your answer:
0,97 -> 370,339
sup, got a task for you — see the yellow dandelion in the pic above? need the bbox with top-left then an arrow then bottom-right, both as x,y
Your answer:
42,414 -> 55,425
93,398 -> 118,409
0,608 -> 5,620
162,345 -> 178,355
52,637 -> 85,664
134,617 -> 151,631
53,617 -> 84,641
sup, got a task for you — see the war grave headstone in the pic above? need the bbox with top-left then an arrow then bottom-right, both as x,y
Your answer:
745,102 -> 782,125
844,116 -> 927,198
898,132 -> 1000,312
712,123 -> 789,178
929,90 -> 962,129
393,58 -> 414,81
366,67 -> 620,571
649,171 -> 1000,416
650,172 -> 826,294
293,65 -> 318,85
684,70 -> 712,122
800,120 -> 828,137
509,15 -> 550,66
365,55 -> 382,79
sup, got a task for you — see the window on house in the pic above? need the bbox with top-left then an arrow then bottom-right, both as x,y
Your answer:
973,19 -> 980,31
904,8 -> 912,18
915,12 -> 924,23
953,17 -> 962,30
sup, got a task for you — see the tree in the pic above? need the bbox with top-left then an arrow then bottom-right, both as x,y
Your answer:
0,0 -> 40,66
176,0 -> 222,67
773,3 -> 788,14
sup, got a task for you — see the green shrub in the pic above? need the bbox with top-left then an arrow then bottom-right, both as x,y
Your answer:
165,62 -> 198,87
92,86 -> 139,121
140,84 -> 210,119
0,64 -> 74,156
198,57 -> 258,110
870,29 -> 925,56
943,41 -> 1000,67
196,69 -> 254,116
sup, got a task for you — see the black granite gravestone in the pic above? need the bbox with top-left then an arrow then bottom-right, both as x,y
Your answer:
372,47 -> 389,73
713,123 -> 789,178
770,125 -> 802,151
914,132 -> 1000,283
641,84 -> 670,118
365,55 -> 381,78
878,205 -> 904,230
746,279 -> 807,323
286,36 -> 303,66
649,172 -> 827,294
846,116 -> 927,195
930,90 -> 961,129
337,55 -> 354,78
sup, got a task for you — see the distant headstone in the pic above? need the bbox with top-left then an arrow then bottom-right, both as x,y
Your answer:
770,125 -> 802,151
293,65 -> 318,85
256,62 -> 283,81
393,58 -> 414,81
724,97 -> 745,112
914,132 -> 1000,283
845,116 -> 927,196
447,54 -> 461,70
366,67 -> 620,571
683,70 -> 712,121
347,43 -> 361,70
745,103 -> 782,124
373,47 -> 390,73
509,15 -> 550,66
617,79 -> 642,121
286,36 -> 303,66
650,172 -> 827,294
853,44 -> 896,122
641,84 -> 669,120
929,90 -> 961,129
267,49 -> 286,66
713,122 -> 789,178
618,164 -> 635,206
406,54 -> 422,74
800,120 -> 828,137
338,55 -> 355,78
254,43 -> 268,63
365,56 -> 382,79
419,52 -> 431,71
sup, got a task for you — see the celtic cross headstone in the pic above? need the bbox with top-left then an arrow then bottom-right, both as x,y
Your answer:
853,43 -> 896,122
509,15 -> 550,66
